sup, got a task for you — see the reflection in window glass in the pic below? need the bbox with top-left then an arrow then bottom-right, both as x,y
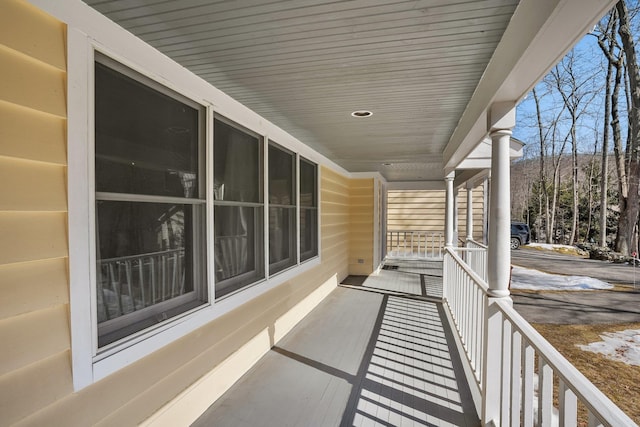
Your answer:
213,118 -> 264,298
94,57 -> 206,348
95,62 -> 200,198
269,207 -> 296,274
300,159 -> 318,261
300,158 -> 317,208
300,208 -> 318,261
95,201 -> 205,347
214,120 -> 261,203
269,144 -> 296,274
214,205 -> 264,298
269,144 -> 295,205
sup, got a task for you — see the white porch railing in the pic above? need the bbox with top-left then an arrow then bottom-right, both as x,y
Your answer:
443,247 -> 636,427
97,248 -> 186,322
455,240 -> 488,283
443,247 -> 488,397
386,230 -> 444,259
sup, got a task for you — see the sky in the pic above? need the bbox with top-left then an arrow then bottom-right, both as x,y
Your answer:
512,18 -> 629,158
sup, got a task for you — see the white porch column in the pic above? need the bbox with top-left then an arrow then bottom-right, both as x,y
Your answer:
483,176 -> 490,245
466,185 -> 474,241
453,188 -> 459,245
482,102 -> 515,427
445,172 -> 455,247
486,105 -> 514,297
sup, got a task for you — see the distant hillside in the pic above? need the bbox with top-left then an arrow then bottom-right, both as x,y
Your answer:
510,153 -> 619,222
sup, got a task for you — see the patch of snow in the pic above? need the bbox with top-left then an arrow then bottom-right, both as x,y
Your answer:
528,243 -> 577,251
578,329 -> 640,366
510,266 -> 613,291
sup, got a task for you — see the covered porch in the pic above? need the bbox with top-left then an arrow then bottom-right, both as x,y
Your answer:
2,0 -> 636,426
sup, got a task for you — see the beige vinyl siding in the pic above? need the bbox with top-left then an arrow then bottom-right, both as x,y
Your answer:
321,167 -> 351,281
387,187 -> 485,243
0,1 -> 71,425
349,178 -> 374,275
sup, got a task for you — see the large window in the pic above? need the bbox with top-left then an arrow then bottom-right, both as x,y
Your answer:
213,118 -> 264,298
269,143 -> 296,274
68,28 -> 325,389
94,57 -> 207,348
86,51 -> 319,373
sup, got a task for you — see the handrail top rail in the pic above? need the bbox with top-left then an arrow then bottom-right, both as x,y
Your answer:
387,229 -> 444,233
466,239 -> 488,249
444,247 -> 489,293
495,298 -> 637,427
452,247 -> 487,252
99,248 -> 185,263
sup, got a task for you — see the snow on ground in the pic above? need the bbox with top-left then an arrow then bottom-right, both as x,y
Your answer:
578,329 -> 640,366
510,263 -> 639,369
527,243 -> 577,251
511,266 -> 613,291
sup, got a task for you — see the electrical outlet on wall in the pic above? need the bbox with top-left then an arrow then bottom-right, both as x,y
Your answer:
357,258 -> 364,264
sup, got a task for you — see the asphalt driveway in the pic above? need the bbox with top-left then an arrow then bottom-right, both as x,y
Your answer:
511,248 -> 640,287
510,248 -> 640,324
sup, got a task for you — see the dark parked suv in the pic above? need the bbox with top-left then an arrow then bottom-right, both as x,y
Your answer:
510,222 -> 530,249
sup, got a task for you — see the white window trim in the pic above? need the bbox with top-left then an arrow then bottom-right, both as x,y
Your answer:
66,23 -> 327,390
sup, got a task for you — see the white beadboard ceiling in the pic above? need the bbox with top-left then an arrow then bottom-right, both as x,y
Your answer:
84,0 -> 520,182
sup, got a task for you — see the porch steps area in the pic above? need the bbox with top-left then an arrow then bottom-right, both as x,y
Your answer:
192,260 -> 479,426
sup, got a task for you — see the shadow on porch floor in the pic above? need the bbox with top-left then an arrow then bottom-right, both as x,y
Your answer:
192,260 -> 479,427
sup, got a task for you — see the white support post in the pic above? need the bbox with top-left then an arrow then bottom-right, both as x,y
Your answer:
484,176 -> 490,245
482,102 -> 516,426
453,188 -> 459,246
466,185 -> 474,241
445,172 -> 455,247
486,128 -> 512,297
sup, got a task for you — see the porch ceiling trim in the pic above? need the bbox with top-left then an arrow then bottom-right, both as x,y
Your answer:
443,0 -> 617,174
455,136 -> 524,170
454,169 -> 488,190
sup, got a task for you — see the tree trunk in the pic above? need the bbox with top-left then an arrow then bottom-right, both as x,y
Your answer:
600,42 -> 613,247
532,87 -> 549,242
615,0 -> 640,255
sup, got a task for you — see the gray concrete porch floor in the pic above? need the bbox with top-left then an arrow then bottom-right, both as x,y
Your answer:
192,259 -> 479,427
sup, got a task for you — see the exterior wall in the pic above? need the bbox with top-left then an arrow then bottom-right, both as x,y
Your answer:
0,1 -> 71,426
0,3 -> 361,425
348,178 -> 375,275
387,186 -> 485,244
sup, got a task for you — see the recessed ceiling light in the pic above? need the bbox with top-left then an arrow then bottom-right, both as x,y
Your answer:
351,110 -> 372,118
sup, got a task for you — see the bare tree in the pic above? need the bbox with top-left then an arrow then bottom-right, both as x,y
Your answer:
615,0 -> 640,255
532,86 -> 550,242
550,51 -> 598,245
596,10 -> 618,247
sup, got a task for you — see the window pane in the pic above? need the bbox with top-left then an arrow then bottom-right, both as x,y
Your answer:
300,159 -> 317,207
269,207 -> 296,274
269,144 -> 295,205
95,62 -> 200,198
214,205 -> 264,298
214,119 -> 262,203
300,208 -> 318,261
96,201 -> 206,347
